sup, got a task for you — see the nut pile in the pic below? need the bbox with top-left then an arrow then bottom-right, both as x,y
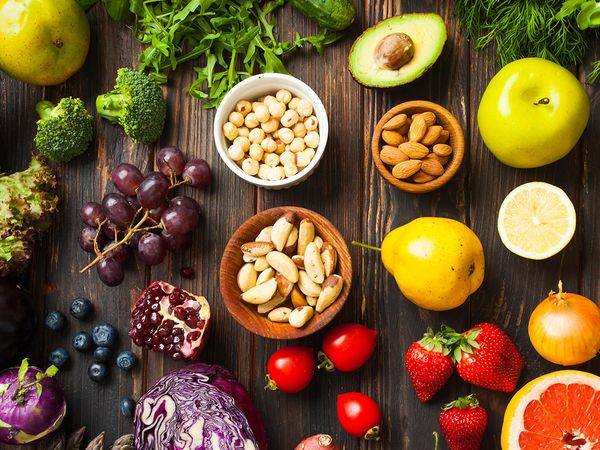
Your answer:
379,111 -> 454,183
222,90 -> 320,181
236,211 -> 343,328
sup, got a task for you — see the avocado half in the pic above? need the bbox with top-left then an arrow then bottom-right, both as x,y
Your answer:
349,14 -> 447,88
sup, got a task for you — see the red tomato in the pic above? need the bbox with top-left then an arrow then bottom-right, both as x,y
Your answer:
266,346 -> 315,393
337,392 -> 381,440
319,323 -> 377,372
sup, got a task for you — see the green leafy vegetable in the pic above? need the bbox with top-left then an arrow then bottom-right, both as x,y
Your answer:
103,0 -> 131,20
4,359 -> 59,404
129,0 -> 342,108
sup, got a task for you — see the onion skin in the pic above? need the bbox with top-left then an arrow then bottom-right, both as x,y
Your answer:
0,366 -> 66,444
294,434 -> 340,450
528,284 -> 600,366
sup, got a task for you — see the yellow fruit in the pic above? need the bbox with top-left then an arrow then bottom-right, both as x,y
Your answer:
381,217 -> 484,311
497,182 -> 576,260
501,370 -> 600,449
0,0 -> 90,86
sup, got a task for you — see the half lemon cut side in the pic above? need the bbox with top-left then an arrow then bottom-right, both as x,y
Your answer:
497,182 -> 576,260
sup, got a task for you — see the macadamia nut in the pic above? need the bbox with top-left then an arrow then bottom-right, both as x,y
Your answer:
304,131 -> 320,149
264,153 -> 280,167
255,104 -> 270,123
233,136 -> 251,151
284,162 -> 298,177
242,158 -> 259,175
229,111 -> 245,127
244,112 -> 259,128
258,164 -> 270,180
296,99 -> 313,117
228,144 -> 244,161
268,101 -> 286,118
261,137 -> 277,153
249,144 -> 264,161
249,128 -> 265,143
236,100 -> 252,116
268,166 -> 285,181
223,122 -> 238,141
281,109 -> 299,128
288,97 -> 300,111
292,122 -> 307,138
278,127 -> 294,144
276,89 -> 292,104
261,118 -> 279,134
304,115 -> 318,131
238,126 -> 250,137
290,137 -> 306,153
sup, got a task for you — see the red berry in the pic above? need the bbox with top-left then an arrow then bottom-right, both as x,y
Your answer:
439,395 -> 487,450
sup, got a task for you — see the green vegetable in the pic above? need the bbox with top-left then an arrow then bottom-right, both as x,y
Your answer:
35,98 -> 94,163
129,0 -> 342,108
96,68 -> 166,144
289,0 -> 355,30
103,0 -> 131,20
0,156 -> 58,277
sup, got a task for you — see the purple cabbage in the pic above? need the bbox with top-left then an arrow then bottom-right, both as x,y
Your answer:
135,363 -> 268,450
0,364 -> 66,444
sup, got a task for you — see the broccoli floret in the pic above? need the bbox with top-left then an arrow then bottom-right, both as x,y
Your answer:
34,97 -> 94,163
96,68 -> 166,144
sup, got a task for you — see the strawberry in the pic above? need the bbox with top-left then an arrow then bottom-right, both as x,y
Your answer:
405,328 -> 454,402
443,323 -> 524,392
439,394 -> 487,450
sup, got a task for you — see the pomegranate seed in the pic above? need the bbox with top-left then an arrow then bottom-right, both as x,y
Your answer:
180,267 -> 195,278
172,352 -> 183,361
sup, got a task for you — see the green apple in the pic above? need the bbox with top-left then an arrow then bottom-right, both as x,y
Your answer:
477,57 -> 590,169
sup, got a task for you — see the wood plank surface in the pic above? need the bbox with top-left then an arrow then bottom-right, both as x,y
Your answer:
1,1 -> 599,449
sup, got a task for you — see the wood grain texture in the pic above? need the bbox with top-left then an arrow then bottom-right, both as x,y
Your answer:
1,0 -> 600,449
220,206 -> 352,339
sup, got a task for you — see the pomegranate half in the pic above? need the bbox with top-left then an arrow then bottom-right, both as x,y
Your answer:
129,281 -> 210,360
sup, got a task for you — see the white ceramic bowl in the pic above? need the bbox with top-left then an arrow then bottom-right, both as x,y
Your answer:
214,73 -> 329,189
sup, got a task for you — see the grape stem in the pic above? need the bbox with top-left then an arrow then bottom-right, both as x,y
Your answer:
168,178 -> 189,190
80,210 -> 155,273
93,219 -> 107,256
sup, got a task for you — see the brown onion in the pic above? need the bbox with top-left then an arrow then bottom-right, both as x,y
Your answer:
294,434 -> 340,450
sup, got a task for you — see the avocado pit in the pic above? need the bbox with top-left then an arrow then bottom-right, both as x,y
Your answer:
375,33 -> 414,70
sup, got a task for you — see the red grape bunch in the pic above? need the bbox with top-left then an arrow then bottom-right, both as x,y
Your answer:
78,146 -> 211,286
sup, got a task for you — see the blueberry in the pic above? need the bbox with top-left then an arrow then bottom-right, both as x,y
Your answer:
45,311 -> 66,331
116,351 -> 137,371
88,362 -> 109,382
94,346 -> 112,363
48,348 -> 70,368
69,296 -> 93,320
120,397 -> 136,418
92,323 -> 117,347
72,331 -> 93,352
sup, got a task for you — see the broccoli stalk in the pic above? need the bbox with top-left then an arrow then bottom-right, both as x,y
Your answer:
34,97 -> 94,163
96,68 -> 166,144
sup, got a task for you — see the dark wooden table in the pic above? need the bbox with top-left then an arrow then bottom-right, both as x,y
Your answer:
2,1 -> 599,449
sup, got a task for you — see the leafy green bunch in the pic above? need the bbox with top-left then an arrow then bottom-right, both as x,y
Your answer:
454,0 -> 600,81
129,0 -> 341,108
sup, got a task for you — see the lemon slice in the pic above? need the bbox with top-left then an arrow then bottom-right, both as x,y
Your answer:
497,182 -> 576,260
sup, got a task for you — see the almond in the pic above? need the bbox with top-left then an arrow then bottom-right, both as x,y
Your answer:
412,170 -> 436,183
421,125 -> 443,146
380,145 -> 409,166
408,115 -> 427,142
315,275 -> 344,313
289,306 -> 314,328
397,119 -> 411,135
304,242 -> 325,284
292,254 -> 305,270
433,143 -> 453,157
438,155 -> 450,165
320,242 -> 338,277
266,251 -> 299,283
421,159 -> 445,176
267,306 -> 292,323
271,212 -> 295,251
382,130 -> 405,146
435,130 -> 450,144
297,218 -> 315,256
237,263 -> 257,293
241,278 -> 278,304
420,111 -> 437,126
257,292 -> 286,314
392,160 -> 422,179
382,113 -> 408,130
399,142 -> 429,159
291,285 -> 308,307
241,241 -> 275,257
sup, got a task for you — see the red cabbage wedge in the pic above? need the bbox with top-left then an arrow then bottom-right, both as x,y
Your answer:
135,363 -> 267,449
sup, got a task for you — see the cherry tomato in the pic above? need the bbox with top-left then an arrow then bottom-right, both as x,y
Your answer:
265,346 -> 315,393
337,392 -> 381,440
319,323 -> 377,372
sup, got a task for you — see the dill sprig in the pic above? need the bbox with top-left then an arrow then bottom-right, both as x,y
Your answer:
454,0 -> 588,69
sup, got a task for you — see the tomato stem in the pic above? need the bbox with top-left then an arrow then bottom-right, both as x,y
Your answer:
351,241 -> 382,252
364,425 -> 380,441
263,374 -> 278,392
316,351 -> 335,372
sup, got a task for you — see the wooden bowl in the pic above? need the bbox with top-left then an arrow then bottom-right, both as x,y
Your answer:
372,100 -> 465,194
220,206 -> 352,339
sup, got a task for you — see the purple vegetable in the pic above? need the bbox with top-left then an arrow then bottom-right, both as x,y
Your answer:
135,363 -> 267,450
0,360 -> 66,444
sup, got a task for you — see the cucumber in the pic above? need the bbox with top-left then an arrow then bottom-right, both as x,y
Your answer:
290,0 -> 356,31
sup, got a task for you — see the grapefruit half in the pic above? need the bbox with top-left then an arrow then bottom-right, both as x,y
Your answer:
501,370 -> 600,449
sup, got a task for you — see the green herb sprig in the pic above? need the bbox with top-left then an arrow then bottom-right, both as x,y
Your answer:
129,0 -> 342,108
0,359 -> 59,405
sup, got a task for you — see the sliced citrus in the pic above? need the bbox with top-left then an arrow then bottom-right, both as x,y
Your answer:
501,370 -> 600,449
497,182 -> 576,260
